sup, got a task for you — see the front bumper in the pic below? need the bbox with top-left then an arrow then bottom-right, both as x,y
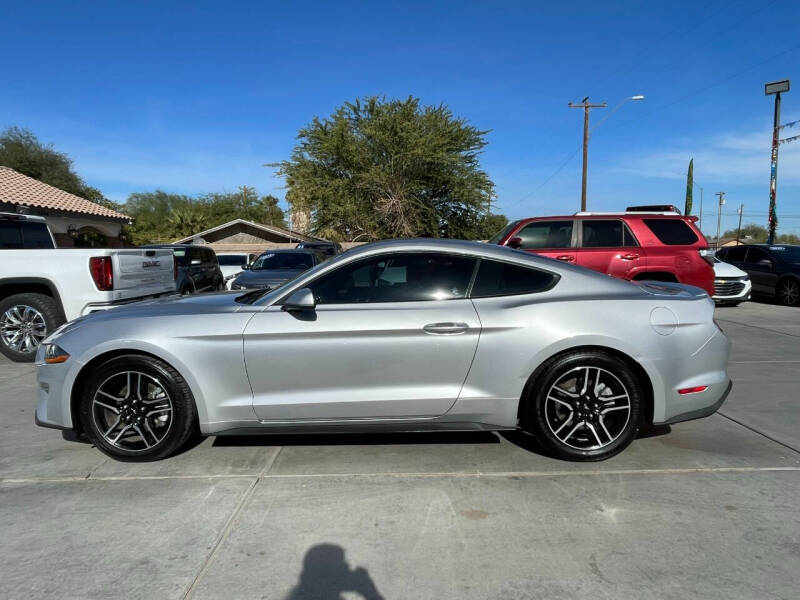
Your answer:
713,277 -> 751,304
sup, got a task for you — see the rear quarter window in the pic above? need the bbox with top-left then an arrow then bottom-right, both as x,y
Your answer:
471,259 -> 558,298
642,219 -> 698,245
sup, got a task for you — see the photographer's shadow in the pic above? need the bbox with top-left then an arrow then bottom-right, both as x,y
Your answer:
285,544 -> 384,600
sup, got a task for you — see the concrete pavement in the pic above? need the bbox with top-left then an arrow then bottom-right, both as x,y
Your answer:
1,301 -> 798,599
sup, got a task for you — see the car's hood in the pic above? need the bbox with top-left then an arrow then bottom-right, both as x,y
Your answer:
234,269 -> 303,287
714,261 -> 748,277
45,292 -> 246,342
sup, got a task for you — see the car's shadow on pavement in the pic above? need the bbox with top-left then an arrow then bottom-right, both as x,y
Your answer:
212,430 -> 502,447
211,424 -> 673,457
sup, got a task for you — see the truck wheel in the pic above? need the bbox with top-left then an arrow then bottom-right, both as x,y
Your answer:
0,293 -> 64,362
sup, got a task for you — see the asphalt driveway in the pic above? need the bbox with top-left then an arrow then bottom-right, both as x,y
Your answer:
1,302 -> 798,599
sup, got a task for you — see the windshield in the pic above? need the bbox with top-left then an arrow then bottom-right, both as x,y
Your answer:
769,246 -> 800,263
251,252 -> 313,270
488,220 -> 521,245
218,255 -> 248,266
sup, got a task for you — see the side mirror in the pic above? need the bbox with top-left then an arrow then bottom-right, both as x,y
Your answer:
282,287 -> 316,311
241,263 -> 250,270
507,236 -> 523,249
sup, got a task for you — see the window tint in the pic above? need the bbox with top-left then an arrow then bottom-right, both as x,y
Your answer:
721,246 -> 747,261
20,222 -> 54,248
309,252 -> 476,304
623,224 -> 638,247
204,249 -> 217,264
744,248 -> 771,265
515,221 -> 573,249
642,219 -> 698,245
582,220 -> 624,247
218,255 -> 248,266
0,222 -> 23,249
471,259 -> 557,298
252,252 -> 314,271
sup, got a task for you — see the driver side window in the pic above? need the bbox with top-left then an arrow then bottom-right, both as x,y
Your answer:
308,252 -> 476,304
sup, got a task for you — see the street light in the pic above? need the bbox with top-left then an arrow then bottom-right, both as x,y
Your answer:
569,95 -> 645,211
765,79 -> 790,244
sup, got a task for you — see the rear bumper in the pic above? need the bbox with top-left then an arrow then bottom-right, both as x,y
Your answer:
659,380 -> 732,425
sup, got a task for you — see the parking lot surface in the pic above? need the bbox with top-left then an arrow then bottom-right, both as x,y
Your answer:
1,302 -> 799,599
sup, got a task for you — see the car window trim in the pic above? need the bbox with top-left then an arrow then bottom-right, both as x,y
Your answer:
577,218 -> 636,249
515,219 -> 577,250
468,257 -> 561,299
275,250 -> 480,306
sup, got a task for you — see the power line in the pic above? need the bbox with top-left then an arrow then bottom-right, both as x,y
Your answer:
603,40 -> 800,135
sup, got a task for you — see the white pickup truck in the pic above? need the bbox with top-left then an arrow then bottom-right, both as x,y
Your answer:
1,212 -> 176,362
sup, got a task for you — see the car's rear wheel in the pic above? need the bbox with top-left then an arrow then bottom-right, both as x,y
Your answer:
522,350 -> 642,461
78,354 -> 198,461
776,278 -> 799,306
0,293 -> 64,362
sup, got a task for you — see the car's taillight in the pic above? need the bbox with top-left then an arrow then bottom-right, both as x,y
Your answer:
173,257 -> 178,281
89,256 -> 113,291
698,248 -> 715,266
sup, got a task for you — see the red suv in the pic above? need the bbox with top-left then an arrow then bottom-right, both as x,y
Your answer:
489,207 -> 715,296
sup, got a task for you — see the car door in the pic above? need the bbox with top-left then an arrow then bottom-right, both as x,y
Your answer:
507,220 -> 576,264
743,247 -> 779,294
575,219 -> 644,279
243,251 -> 481,421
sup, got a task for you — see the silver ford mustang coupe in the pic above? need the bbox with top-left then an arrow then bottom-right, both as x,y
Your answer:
35,239 -> 731,462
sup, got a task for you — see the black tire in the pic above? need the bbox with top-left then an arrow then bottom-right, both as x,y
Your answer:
776,277 -> 800,307
0,293 -> 64,362
78,354 -> 199,461
521,350 -> 642,461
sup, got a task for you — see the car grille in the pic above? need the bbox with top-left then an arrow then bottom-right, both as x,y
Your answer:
714,279 -> 746,297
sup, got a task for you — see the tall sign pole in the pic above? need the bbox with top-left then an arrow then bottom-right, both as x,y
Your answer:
765,79 -> 790,245
715,191 -> 725,249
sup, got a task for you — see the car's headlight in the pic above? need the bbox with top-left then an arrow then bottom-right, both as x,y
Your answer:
43,343 -> 70,364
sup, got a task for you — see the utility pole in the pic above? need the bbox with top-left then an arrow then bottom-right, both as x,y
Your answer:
695,182 -> 704,232
569,97 -> 607,211
715,192 -> 725,249
736,204 -> 744,246
765,80 -> 790,244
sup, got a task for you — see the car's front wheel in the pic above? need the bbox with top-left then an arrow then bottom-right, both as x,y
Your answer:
78,354 -> 199,461
522,350 -> 642,461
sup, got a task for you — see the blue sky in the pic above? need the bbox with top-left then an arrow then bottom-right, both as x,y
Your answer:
2,0 -> 800,236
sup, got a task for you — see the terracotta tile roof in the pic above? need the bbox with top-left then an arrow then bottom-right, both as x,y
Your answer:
0,166 -> 129,221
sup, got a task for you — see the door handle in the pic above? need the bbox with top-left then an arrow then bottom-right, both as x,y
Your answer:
423,322 -> 469,335
556,255 -> 575,262
620,253 -> 640,260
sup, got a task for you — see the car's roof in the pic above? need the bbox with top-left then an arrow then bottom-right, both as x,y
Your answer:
342,238 -> 563,265
750,244 -> 800,249
141,243 -> 197,249
258,248 -> 320,254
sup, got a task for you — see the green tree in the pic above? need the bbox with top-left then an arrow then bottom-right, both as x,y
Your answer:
272,96 -> 499,241
0,126 -> 114,205
720,223 -> 800,244
684,158 -> 693,216
123,187 -> 286,245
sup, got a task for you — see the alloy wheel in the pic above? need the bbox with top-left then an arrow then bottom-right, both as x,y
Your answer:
91,371 -> 174,452
0,304 -> 47,354
545,366 -> 631,450
778,280 -> 799,306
